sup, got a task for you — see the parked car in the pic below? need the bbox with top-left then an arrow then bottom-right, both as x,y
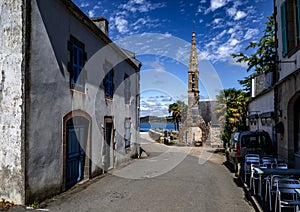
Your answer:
225,131 -> 275,172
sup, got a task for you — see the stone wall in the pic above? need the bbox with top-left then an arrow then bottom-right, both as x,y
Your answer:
208,126 -> 222,147
0,0 -> 25,204
148,129 -> 163,141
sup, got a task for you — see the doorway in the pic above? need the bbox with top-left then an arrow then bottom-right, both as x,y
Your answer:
63,111 -> 91,190
104,117 -> 114,171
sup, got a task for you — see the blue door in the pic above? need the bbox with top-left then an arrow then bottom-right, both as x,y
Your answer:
105,122 -> 113,170
66,117 -> 87,189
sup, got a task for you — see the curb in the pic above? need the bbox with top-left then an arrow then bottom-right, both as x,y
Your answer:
239,176 -> 264,212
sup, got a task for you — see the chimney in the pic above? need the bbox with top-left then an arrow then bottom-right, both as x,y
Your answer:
91,17 -> 109,36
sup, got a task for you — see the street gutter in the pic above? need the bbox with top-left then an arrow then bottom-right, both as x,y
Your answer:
239,176 -> 264,212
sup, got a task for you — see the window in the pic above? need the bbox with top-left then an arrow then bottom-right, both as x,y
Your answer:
68,36 -> 86,91
280,0 -> 300,57
104,68 -> 114,98
192,84 -> 195,91
124,118 -> 131,148
124,74 -> 131,104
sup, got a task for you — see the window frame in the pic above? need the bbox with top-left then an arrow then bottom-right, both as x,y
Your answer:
124,74 -> 131,104
124,118 -> 131,149
281,0 -> 300,57
104,65 -> 114,99
68,35 -> 87,92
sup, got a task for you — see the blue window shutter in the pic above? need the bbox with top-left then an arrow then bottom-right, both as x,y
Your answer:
281,2 -> 287,56
71,43 -> 84,88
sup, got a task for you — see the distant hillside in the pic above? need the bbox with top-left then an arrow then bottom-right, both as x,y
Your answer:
140,116 -> 173,123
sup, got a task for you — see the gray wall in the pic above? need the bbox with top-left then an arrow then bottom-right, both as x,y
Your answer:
199,100 -> 220,126
26,0 -> 139,202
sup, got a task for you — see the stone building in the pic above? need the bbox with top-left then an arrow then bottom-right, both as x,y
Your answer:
273,0 -> 300,167
0,0 -> 141,204
249,0 -> 300,168
199,100 -> 222,147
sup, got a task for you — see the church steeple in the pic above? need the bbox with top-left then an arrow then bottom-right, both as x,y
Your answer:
188,31 -> 199,109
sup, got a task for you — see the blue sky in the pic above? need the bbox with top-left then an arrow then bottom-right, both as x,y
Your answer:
72,0 -> 274,117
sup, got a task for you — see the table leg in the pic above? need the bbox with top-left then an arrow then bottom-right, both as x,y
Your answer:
258,174 -> 262,199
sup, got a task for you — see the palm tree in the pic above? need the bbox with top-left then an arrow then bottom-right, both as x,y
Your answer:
216,89 -> 249,147
168,103 -> 181,131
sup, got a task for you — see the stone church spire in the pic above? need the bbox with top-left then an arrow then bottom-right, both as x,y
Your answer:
178,31 -> 209,147
188,31 -> 200,109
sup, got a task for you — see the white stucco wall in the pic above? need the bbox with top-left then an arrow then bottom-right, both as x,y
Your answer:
0,0 -> 25,204
249,90 -> 274,137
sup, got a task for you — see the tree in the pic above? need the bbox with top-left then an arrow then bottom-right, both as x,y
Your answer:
168,103 -> 180,131
216,89 -> 249,147
168,100 -> 187,131
232,15 -> 275,91
176,100 -> 188,122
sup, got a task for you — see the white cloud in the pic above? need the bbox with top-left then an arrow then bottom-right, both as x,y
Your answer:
140,95 -> 171,117
228,57 -> 248,68
93,5 -> 100,10
210,0 -> 231,11
88,10 -> 95,18
197,5 -> 207,13
115,16 -> 129,34
229,38 -> 239,46
244,28 -> 259,40
119,0 -> 166,13
213,18 -> 222,24
226,1 -> 245,18
148,60 -> 167,72
226,7 -> 236,17
234,11 -> 247,20
80,2 -> 90,7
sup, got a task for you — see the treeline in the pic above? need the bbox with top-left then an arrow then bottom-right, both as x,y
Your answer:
140,116 -> 173,123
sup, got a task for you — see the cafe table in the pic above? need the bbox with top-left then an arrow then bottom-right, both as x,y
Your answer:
252,167 -> 300,199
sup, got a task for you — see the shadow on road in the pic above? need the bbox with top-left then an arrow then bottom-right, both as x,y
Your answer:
222,161 -> 236,173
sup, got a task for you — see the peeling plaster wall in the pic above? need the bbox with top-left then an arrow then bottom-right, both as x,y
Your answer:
0,0 -> 25,204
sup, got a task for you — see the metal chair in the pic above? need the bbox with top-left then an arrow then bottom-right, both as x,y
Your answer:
265,175 -> 291,211
244,154 -> 260,182
275,179 -> 300,212
261,157 -> 277,168
276,163 -> 288,169
264,162 -> 288,210
250,164 -> 267,195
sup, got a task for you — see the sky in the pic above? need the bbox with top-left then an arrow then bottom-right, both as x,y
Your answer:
72,0 -> 274,117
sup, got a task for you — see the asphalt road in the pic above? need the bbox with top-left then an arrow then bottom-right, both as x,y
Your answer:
11,133 -> 255,212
